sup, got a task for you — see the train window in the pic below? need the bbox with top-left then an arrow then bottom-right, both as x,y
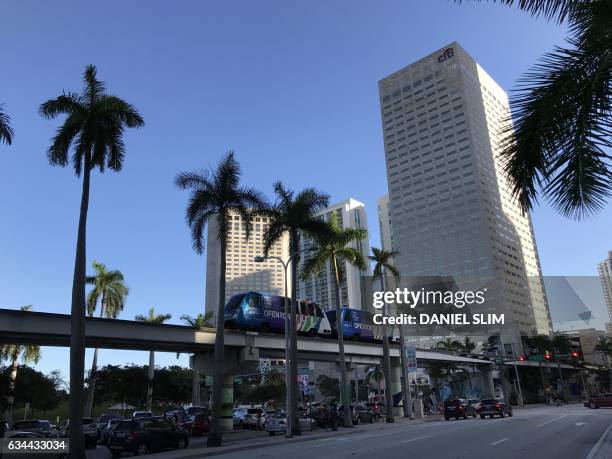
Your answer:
307,303 -> 315,316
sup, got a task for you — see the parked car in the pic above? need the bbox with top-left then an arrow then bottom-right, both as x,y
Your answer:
132,410 -> 153,419
337,404 -> 374,426
100,418 -> 123,445
263,410 -> 277,428
244,408 -> 264,430
184,406 -> 209,417
365,402 -> 384,419
478,398 -> 513,419
3,431 -> 67,459
107,418 -> 188,456
59,418 -> 98,448
10,419 -> 52,437
179,413 -> 209,436
444,399 -> 477,420
96,413 -> 121,440
266,412 -> 314,435
587,393 -> 612,409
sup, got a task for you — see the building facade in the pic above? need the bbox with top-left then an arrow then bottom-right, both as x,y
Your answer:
378,42 -> 552,336
297,198 -> 372,310
598,251 -> 612,334
205,211 -> 291,323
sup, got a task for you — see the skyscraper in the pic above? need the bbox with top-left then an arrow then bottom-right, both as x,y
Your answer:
377,195 -> 393,253
378,42 -> 551,336
597,251 -> 612,334
297,198 -> 372,310
205,211 -> 291,323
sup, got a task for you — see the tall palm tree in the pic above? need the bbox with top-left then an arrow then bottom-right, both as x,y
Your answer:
462,0 -> 612,218
461,337 -> 476,353
301,213 -> 367,428
0,306 -> 41,424
175,152 -> 265,447
180,312 -> 215,329
40,64 -> 143,457
180,312 -> 215,406
84,261 -> 129,416
263,182 -> 329,434
436,338 -> 462,352
135,308 -> 172,412
369,247 -> 400,422
0,104 -> 14,145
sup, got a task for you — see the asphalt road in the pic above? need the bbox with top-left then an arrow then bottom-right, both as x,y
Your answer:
86,405 -> 612,459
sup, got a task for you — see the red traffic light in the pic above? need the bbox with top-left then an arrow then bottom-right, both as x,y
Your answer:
544,352 -> 552,360
518,355 -> 525,361
571,352 -> 579,358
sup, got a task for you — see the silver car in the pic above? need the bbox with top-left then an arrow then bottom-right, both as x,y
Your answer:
266,413 -> 314,436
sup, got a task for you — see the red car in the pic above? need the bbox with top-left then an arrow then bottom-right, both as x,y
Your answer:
180,413 -> 210,436
588,393 -> 612,409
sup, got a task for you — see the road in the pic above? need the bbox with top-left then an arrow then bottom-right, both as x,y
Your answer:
87,404 -> 612,459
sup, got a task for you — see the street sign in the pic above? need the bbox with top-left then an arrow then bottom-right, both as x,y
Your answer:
405,344 -> 417,372
494,357 -> 504,364
303,384 -> 315,396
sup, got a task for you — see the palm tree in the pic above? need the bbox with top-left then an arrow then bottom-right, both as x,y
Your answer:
84,261 -> 129,416
180,312 -> 215,329
528,334 -> 553,397
301,213 -> 367,428
0,104 -> 14,145
461,337 -> 476,353
135,308 -> 172,412
369,247 -> 400,422
0,306 -> 41,424
463,0 -> 612,218
263,182 -> 329,434
436,338 -> 462,352
40,64 -> 143,457
366,366 -> 384,406
175,151 -> 265,447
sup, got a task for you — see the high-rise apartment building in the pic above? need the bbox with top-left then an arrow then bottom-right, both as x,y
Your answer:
205,211 -> 291,323
297,198 -> 372,310
597,251 -> 612,334
378,42 -> 551,335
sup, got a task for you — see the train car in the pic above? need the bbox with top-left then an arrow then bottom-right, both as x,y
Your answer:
325,307 -> 376,341
224,291 -> 332,336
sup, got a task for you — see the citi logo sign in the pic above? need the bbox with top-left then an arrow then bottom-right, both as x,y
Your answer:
438,48 -> 454,63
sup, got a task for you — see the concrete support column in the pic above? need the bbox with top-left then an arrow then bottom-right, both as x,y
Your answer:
481,367 -> 495,398
390,358 -> 402,416
221,374 -> 234,432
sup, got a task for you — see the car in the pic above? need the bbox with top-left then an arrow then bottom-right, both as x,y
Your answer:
353,404 -> 376,424
132,410 -> 153,419
179,413 -> 209,436
3,431 -> 67,459
587,393 -> 612,409
100,418 -> 123,445
266,412 -> 314,435
10,419 -> 52,437
59,418 -> 98,448
184,406 -> 209,418
478,398 -> 513,419
243,408 -> 264,430
365,402 -> 383,419
262,410 -> 277,428
107,418 -> 188,456
444,399 -> 475,420
96,413 -> 121,440
468,399 -> 481,413
233,408 -> 249,429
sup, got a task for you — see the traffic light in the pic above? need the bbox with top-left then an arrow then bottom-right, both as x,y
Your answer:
571,351 -> 580,358
544,351 -> 552,360
518,355 -> 525,361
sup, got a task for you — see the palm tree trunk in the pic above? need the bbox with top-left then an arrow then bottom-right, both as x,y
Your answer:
6,355 -> 18,425
146,351 -> 155,412
380,274 -> 394,423
68,156 -> 90,459
208,233 -> 226,447
289,231 -> 300,434
332,255 -> 352,428
84,347 -> 99,416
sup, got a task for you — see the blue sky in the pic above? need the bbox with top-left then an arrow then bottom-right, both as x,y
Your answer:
1,1 -> 610,378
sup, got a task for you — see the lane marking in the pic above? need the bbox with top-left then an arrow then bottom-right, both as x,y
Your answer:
575,422 -> 586,426
336,434 -> 372,441
400,435 -> 431,443
490,438 -> 508,446
536,414 -> 568,428
587,423 -> 612,459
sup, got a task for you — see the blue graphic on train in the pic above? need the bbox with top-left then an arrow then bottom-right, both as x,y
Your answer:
325,307 -> 377,341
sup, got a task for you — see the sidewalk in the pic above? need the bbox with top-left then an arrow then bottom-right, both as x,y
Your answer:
144,416 -> 442,459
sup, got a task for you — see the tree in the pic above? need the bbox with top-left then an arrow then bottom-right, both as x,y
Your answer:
301,213 -> 367,428
436,338 -> 462,352
369,247 -> 401,421
84,261 -> 129,416
461,337 -> 476,353
316,375 -> 340,399
463,0 -> 612,218
263,182 -> 329,435
0,365 -> 65,417
0,306 -> 41,423
0,104 -> 14,145
135,308 -> 172,412
366,366 -> 384,404
40,64 -> 143,458
175,151 -> 265,446
180,312 -> 214,329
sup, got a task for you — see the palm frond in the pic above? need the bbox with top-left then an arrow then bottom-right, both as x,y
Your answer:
457,0 -> 589,24
0,104 -> 15,145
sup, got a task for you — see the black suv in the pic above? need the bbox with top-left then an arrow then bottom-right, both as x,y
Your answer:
107,417 -> 189,456
444,399 -> 476,420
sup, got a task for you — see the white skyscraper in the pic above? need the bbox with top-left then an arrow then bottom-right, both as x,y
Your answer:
297,198 -> 372,310
205,211 -> 291,323
597,251 -> 612,334
378,42 -> 551,335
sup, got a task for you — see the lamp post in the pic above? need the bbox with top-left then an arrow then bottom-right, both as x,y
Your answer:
254,247 -> 314,438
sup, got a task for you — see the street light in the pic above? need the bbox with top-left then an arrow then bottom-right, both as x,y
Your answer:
254,247 -> 315,438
